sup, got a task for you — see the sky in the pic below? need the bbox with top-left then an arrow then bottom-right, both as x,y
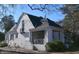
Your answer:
10,4 -> 65,22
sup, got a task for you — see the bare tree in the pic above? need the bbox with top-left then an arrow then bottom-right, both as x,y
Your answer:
0,4 -> 16,18
27,4 -> 63,17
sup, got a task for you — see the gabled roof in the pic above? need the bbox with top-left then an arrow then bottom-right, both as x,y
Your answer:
27,14 -> 62,28
7,13 -> 62,34
16,13 -> 62,29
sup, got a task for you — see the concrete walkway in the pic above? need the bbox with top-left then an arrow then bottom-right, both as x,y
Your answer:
0,47 -> 48,54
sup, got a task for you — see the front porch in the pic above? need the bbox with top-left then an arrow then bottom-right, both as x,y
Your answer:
30,30 -> 45,44
29,28 -> 47,51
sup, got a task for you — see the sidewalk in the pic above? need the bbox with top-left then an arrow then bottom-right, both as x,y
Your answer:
0,47 -> 48,54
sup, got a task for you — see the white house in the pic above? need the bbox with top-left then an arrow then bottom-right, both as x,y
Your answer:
5,13 -> 64,51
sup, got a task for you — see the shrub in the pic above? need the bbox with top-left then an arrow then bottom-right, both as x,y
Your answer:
45,40 -> 65,52
0,32 -> 5,42
0,42 -> 8,47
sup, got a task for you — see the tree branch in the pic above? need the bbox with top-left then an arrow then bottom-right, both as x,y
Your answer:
28,4 -> 48,11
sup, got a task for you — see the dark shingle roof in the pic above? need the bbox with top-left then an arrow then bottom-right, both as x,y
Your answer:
27,14 -> 62,28
47,19 -> 62,28
27,14 -> 42,27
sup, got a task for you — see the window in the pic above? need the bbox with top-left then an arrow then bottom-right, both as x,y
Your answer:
59,32 -> 60,40
16,33 -> 18,38
10,34 -> 14,40
21,20 -> 25,33
31,31 -> 44,44
52,30 -> 60,40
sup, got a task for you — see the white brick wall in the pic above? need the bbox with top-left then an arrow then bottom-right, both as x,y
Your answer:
5,13 -> 65,51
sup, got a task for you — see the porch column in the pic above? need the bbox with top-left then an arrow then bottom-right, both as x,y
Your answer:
14,34 -> 16,40
48,29 -> 53,42
30,32 -> 32,43
9,34 -> 10,40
